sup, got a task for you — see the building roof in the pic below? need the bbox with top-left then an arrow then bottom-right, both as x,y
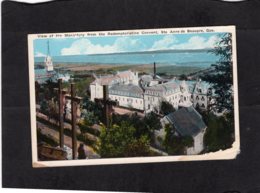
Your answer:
165,106 -> 206,137
91,75 -> 116,85
109,84 -> 144,98
116,70 -> 134,79
193,81 -> 212,95
140,75 -> 153,83
91,70 -> 134,86
144,81 -> 180,96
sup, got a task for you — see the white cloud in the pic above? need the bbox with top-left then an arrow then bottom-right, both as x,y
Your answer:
150,35 -> 178,51
61,37 -> 145,55
35,51 -> 46,57
170,35 -> 220,50
60,35 -> 220,55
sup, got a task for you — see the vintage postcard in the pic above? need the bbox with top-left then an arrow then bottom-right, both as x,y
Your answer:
28,26 -> 240,167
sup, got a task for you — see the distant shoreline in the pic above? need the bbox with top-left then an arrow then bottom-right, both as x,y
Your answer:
35,62 -> 210,77
34,48 -> 213,58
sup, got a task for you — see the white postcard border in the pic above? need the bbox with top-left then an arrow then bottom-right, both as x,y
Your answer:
28,25 -> 240,168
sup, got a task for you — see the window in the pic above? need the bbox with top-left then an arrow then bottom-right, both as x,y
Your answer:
201,96 -> 205,101
196,96 -> 199,100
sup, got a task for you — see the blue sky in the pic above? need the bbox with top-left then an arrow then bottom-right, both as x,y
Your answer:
34,32 -> 225,57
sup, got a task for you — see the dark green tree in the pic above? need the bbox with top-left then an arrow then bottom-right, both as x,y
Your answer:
179,74 -> 188,81
201,33 -> 233,112
144,111 -> 162,131
81,96 -> 103,123
97,121 -> 150,158
111,112 -> 161,141
203,113 -> 234,152
42,79 -> 58,101
35,81 -> 41,103
160,101 -> 175,116
40,99 -> 48,114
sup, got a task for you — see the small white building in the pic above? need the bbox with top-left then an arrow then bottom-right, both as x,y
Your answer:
161,106 -> 207,155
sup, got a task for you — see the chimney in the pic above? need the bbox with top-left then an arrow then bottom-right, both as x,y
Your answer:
153,62 -> 156,79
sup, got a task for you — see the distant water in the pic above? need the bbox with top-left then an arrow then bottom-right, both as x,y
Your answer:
34,50 -> 219,67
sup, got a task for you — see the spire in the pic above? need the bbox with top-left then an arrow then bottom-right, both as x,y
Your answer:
47,40 -> 50,56
45,40 -> 54,72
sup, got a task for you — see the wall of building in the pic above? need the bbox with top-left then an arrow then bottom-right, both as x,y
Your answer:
192,94 -> 208,109
90,84 -> 103,101
165,92 -> 181,109
144,95 -> 162,112
109,94 -> 144,110
186,128 -> 206,155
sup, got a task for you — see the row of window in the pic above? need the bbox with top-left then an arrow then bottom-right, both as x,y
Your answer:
192,95 -> 206,101
145,90 -> 160,96
195,102 -> 206,108
109,90 -> 141,98
110,95 -> 143,104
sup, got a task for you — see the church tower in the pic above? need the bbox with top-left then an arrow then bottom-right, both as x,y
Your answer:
45,40 -> 54,72
179,80 -> 192,107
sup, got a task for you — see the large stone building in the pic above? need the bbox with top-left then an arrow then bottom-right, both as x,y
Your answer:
90,69 -> 213,113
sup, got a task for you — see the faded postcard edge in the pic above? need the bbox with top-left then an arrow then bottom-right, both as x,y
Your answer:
28,25 -> 240,168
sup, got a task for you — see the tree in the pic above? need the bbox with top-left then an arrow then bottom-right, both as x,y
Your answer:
203,112 -> 234,152
160,101 -> 175,115
47,99 -> 59,122
40,99 -> 48,114
42,79 -> 58,101
35,81 -> 41,103
81,111 -> 98,126
144,112 -> 162,132
97,121 -> 150,158
111,112 -> 161,141
201,33 -> 233,113
179,74 -> 188,81
125,135 -> 150,157
81,96 -> 103,123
